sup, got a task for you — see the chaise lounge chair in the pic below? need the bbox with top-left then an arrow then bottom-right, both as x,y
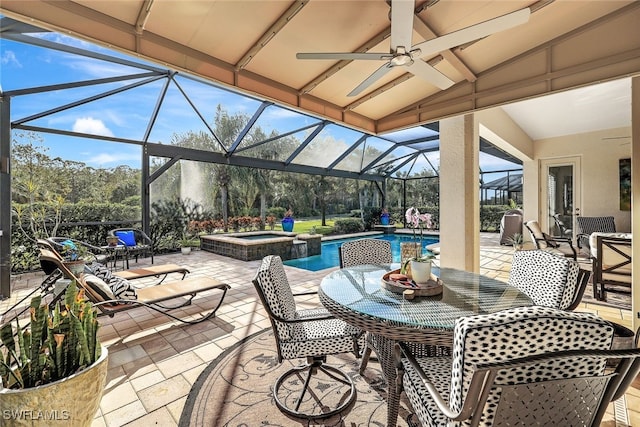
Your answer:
37,239 -> 188,284
39,247 -> 230,325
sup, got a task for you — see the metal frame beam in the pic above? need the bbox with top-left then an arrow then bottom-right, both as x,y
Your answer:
146,142 -> 383,182
0,96 -> 10,298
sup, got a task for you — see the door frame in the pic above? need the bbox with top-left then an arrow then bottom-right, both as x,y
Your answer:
539,156 -> 582,237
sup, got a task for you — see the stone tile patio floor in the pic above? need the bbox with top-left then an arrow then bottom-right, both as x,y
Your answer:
3,233 -> 638,426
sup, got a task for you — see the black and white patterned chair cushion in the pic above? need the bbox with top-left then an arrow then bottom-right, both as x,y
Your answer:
85,261 -> 137,300
508,250 -> 579,310
253,255 -> 361,361
402,306 -> 615,427
339,238 -> 393,268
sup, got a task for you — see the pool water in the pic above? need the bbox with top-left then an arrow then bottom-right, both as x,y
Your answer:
283,234 -> 438,271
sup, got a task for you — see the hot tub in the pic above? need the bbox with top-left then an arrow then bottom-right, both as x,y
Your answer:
200,231 -> 321,261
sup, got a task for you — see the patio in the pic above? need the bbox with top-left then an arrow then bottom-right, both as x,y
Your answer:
3,233 -> 638,426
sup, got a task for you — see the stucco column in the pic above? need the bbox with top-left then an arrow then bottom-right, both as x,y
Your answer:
439,114 -> 480,272
632,76 -> 640,330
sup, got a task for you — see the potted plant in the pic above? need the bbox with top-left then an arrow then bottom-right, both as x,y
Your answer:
401,207 -> 436,283
0,281 -> 108,426
58,240 -> 93,277
106,235 -> 119,247
266,215 -> 276,231
281,208 -> 294,232
505,232 -> 524,251
179,235 -> 198,254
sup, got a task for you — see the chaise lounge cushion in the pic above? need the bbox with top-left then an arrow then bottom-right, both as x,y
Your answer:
85,261 -> 137,300
83,274 -> 116,303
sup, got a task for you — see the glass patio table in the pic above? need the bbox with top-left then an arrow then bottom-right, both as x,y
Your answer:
318,263 -> 533,427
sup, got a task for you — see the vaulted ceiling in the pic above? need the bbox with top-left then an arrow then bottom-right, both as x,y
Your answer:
1,0 -> 639,136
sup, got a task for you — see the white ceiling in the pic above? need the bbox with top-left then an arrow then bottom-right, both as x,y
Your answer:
501,77 -> 631,141
1,0 -> 637,135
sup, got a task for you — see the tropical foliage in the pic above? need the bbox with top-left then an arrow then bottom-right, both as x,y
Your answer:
9,106 -> 512,272
0,281 -> 101,389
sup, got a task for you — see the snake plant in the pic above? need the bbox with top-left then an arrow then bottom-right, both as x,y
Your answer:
0,280 -> 101,389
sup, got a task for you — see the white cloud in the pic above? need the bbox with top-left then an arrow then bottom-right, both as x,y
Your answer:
72,117 -> 114,137
2,50 -> 21,67
84,151 -> 140,167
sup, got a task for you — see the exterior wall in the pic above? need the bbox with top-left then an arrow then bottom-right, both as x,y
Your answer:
534,127 -> 632,232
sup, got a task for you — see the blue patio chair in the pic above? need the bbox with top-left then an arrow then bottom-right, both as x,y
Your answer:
109,228 -> 154,265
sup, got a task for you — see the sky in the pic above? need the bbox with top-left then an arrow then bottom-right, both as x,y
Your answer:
0,18 -> 519,176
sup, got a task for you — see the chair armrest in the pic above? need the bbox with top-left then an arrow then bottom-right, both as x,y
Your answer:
576,233 -> 590,248
80,241 -> 106,254
271,311 -> 335,324
543,234 -> 577,259
138,229 -> 154,245
398,342 -> 493,423
293,290 -> 318,297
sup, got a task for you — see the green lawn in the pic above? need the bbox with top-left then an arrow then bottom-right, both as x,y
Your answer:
275,217 -> 403,235
275,218 -> 336,235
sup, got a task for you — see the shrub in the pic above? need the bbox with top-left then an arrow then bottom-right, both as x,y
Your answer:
268,207 -> 286,219
333,218 -> 364,234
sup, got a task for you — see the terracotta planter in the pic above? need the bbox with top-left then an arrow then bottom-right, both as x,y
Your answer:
63,260 -> 86,277
0,346 -> 108,426
106,236 -> 119,247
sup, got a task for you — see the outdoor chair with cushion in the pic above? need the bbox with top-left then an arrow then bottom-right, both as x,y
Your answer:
109,228 -> 154,265
339,238 -> 393,268
339,238 -> 393,373
590,233 -> 632,301
46,236 -> 111,266
508,249 -> 589,311
576,215 -> 616,254
552,213 -> 572,238
524,220 -> 577,260
38,246 -> 229,325
398,305 -> 640,427
38,239 -> 188,285
252,255 -> 363,419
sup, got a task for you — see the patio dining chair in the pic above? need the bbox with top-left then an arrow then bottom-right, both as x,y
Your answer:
46,236 -> 111,267
508,249 -> 589,311
339,238 -> 393,373
576,215 -> 616,254
398,305 -> 640,427
108,228 -> 154,265
338,238 -> 393,268
252,255 -> 363,419
524,220 -> 577,260
552,213 -> 572,238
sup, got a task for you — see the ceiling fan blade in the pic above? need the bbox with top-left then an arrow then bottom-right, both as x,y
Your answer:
297,52 -> 391,61
412,8 -> 531,58
347,63 -> 393,97
405,60 -> 454,90
390,0 -> 415,50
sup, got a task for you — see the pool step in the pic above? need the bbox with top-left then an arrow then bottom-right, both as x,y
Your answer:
292,240 -> 308,259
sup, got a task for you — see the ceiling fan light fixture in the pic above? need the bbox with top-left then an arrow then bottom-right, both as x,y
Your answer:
391,55 -> 413,66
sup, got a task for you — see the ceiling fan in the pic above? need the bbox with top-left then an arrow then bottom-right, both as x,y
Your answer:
296,0 -> 531,97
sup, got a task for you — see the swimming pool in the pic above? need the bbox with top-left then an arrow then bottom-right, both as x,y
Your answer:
283,234 -> 439,271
